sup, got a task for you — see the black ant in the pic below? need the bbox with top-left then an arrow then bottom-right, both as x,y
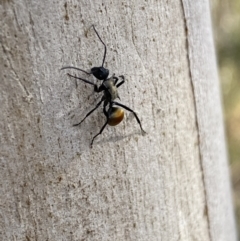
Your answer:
61,25 -> 146,147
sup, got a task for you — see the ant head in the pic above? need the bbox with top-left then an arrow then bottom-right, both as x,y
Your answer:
91,67 -> 109,80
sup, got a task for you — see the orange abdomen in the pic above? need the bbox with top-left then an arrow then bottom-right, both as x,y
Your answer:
108,107 -> 124,126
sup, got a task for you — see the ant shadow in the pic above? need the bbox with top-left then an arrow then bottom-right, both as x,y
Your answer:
93,129 -> 143,146
68,106 -> 144,148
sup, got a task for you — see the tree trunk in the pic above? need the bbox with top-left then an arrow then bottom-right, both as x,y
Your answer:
0,0 -> 237,240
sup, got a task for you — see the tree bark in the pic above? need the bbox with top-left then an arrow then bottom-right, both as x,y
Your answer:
0,0 -> 237,240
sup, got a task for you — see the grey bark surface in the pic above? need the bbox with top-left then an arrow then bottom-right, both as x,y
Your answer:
0,0 -> 237,241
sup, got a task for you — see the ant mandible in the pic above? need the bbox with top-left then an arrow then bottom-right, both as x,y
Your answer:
61,25 -> 146,147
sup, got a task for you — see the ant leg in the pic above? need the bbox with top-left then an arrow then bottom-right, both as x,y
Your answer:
112,75 -> 124,87
112,101 -> 146,134
90,103 -> 109,147
109,73 -> 119,85
113,76 -> 119,85
90,121 -> 108,147
61,66 -> 91,75
73,97 -> 105,126
92,25 -> 107,67
116,75 -> 125,88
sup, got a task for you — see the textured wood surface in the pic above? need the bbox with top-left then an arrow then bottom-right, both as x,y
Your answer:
0,0 -> 236,240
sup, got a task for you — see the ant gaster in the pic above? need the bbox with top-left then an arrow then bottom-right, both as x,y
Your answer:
61,25 -> 146,147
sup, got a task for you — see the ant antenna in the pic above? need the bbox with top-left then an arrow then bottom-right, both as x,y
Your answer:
92,25 -> 107,67
61,66 -> 91,75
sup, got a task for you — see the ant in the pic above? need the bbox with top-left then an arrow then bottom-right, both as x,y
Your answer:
61,25 -> 146,147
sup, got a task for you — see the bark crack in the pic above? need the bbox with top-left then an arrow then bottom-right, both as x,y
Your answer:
179,1 -> 212,240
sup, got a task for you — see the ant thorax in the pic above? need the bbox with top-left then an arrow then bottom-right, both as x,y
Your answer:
103,75 -> 119,101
